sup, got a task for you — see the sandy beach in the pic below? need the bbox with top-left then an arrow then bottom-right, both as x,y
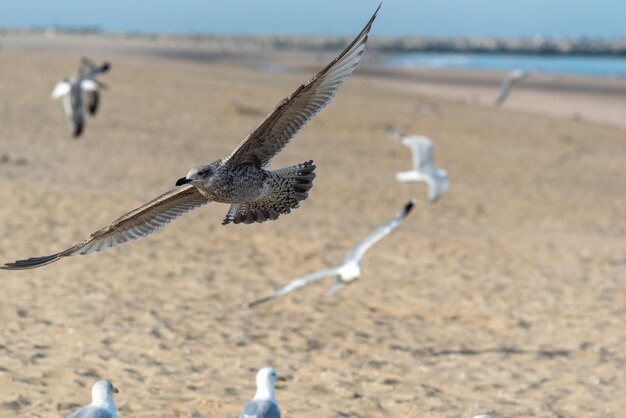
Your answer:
0,34 -> 625,417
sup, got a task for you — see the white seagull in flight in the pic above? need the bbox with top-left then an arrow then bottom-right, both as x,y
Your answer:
384,125 -> 449,202
51,57 -> 110,137
495,68 -> 527,106
245,199 -> 415,308
3,5 -> 381,270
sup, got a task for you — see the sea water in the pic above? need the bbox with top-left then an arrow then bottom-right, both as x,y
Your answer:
385,52 -> 626,77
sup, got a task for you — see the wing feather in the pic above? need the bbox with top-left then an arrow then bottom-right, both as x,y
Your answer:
224,5 -> 380,168
244,268 -> 341,308
343,200 -> 415,263
2,185 -> 210,270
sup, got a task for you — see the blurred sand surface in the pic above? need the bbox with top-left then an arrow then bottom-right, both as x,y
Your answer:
0,34 -> 625,417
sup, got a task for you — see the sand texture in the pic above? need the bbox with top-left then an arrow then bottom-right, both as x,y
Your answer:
0,35 -> 625,417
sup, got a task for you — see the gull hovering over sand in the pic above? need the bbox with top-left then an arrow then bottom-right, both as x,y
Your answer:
495,68 -> 527,106
384,125 -> 449,202
51,57 -> 110,137
2,5 -> 380,270
239,368 -> 284,418
66,380 -> 119,418
245,200 -> 415,308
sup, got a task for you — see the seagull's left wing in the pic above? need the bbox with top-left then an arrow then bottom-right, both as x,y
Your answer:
80,56 -> 99,71
224,4 -> 380,168
244,267 -> 341,308
343,199 -> 415,263
2,185 -> 210,270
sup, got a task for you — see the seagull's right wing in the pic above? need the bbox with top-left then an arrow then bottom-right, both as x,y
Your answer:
244,268 -> 341,308
2,185 -> 210,270
223,4 -> 380,168
343,199 -> 416,263
80,57 -> 111,79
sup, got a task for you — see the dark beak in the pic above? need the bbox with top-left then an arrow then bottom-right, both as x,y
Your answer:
113,386 -> 119,394
176,177 -> 191,186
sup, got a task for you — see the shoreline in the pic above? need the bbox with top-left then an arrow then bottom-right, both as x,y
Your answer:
2,32 -> 625,129
2,28 -> 626,56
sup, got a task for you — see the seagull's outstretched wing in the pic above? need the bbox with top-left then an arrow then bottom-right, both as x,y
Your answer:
2,185 -> 210,270
224,4 -> 380,168
80,57 -> 111,79
343,199 -> 415,263
81,56 -> 99,70
244,268 -> 341,308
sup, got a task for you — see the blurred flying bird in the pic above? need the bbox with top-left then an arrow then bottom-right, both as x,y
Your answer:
495,68 -> 527,106
2,5 -> 381,270
238,368 -> 284,418
66,380 -> 119,418
384,125 -> 449,202
51,57 -> 110,137
244,200 -> 415,308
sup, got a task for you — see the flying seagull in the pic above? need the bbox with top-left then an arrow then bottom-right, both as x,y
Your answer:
245,199 -> 415,308
383,125 -> 449,202
494,68 -> 527,106
238,368 -> 284,418
66,380 -> 119,418
51,57 -> 110,137
2,5 -> 380,270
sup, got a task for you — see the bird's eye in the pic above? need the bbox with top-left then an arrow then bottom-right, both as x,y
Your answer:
197,171 -> 204,176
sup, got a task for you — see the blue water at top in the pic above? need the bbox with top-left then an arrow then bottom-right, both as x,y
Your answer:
385,52 -> 626,77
